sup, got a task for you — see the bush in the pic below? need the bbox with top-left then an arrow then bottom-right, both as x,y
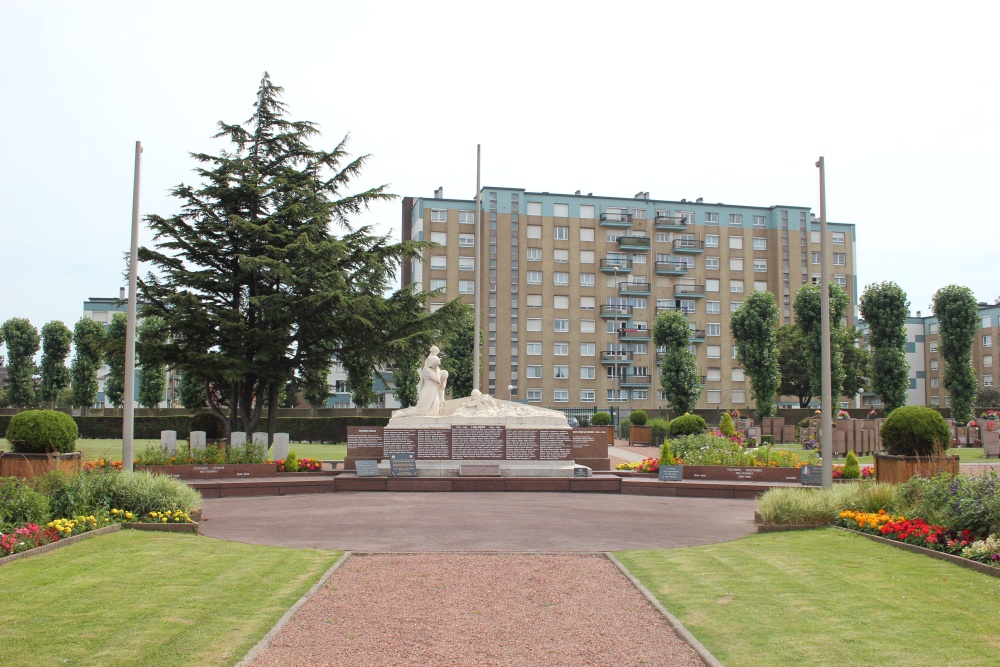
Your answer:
659,439 -> 675,466
842,452 -> 861,479
648,418 -> 670,444
6,410 -> 79,453
0,477 -> 50,530
756,482 -> 900,526
719,412 -> 737,438
880,406 -> 951,456
190,412 -> 226,440
629,410 -> 648,426
895,471 -> 1000,535
577,415 -> 590,427
669,413 -> 707,437
591,412 -> 612,426
34,470 -> 202,518
284,451 -> 299,472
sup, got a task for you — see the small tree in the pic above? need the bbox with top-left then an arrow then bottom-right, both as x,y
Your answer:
441,304 -> 475,399
1,318 -> 40,408
39,321 -> 73,408
653,310 -> 701,415
859,282 -> 910,413
137,316 -> 168,408
793,283 -> 850,408
840,327 -> 871,399
776,324 -> 812,407
730,291 -> 781,419
102,312 -> 128,410
932,285 -> 979,425
71,317 -> 105,411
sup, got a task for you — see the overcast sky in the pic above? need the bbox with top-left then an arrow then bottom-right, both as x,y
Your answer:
2,1 -> 998,356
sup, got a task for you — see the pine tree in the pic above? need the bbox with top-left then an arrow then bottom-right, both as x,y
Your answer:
71,317 -> 104,411
39,321 -> 73,408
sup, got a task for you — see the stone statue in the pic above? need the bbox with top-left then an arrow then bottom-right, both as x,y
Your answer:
413,345 -> 448,417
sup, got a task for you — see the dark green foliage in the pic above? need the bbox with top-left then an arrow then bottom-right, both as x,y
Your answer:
896,471 -> 1000,535
190,412 -> 227,439
177,372 -> 207,410
34,470 -> 201,518
648,418 -> 670,443
859,282 -> 910,412
843,451 -> 861,479
933,285 -> 979,425
879,406 -> 951,456
441,304 -> 475,399
1,318 -> 40,408
0,477 -> 50,530
730,291 -> 781,419
793,283 -> 850,407
840,327 -> 871,399
591,412 -> 612,426
391,348 -> 421,408
629,409 -> 648,426
6,410 -> 79,453
719,412 -> 737,437
776,324 -> 813,407
300,367 -> 331,410
669,413 -> 707,436
71,317 -> 105,410
102,312 -> 128,409
137,317 -> 168,408
39,321 -> 73,408
653,309 -> 701,415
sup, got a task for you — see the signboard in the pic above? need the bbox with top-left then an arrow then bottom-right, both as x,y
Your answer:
658,465 -> 683,482
355,460 -> 380,477
389,452 -> 417,477
800,465 -> 822,486
573,466 -> 591,478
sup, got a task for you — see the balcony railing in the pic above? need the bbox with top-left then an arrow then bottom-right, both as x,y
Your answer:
673,284 -> 706,297
616,235 -> 651,250
619,374 -> 652,387
599,304 -> 634,319
689,329 -> 706,341
600,351 -> 634,364
618,328 -> 652,341
673,239 -> 705,253
599,212 -> 633,227
654,215 -> 689,231
600,258 -> 633,273
654,261 -> 689,275
618,281 -> 651,296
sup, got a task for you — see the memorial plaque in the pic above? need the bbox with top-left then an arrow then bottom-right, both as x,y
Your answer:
801,465 -> 822,486
389,452 -> 417,477
417,429 -> 451,459
573,466 -> 591,478
451,425 -> 505,459
658,465 -> 683,482
347,427 -> 384,449
506,429 -> 540,460
539,430 -> 572,460
355,460 -> 381,477
384,429 -> 417,455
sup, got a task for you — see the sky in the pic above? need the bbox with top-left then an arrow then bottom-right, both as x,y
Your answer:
2,1 -> 998,357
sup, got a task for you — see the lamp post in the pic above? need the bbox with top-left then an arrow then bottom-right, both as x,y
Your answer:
613,265 -> 619,416
507,384 -> 513,401
817,156 -> 833,489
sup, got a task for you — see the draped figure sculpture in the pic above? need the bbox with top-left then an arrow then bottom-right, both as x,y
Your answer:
412,345 -> 449,417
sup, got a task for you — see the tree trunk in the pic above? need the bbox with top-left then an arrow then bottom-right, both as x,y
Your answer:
266,382 -> 279,447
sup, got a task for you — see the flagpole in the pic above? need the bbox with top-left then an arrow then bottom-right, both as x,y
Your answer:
817,156 -> 833,488
473,145 -> 482,393
122,141 -> 142,472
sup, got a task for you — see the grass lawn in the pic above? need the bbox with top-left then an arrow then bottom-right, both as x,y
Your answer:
617,529 -> 1000,667
0,438 -> 348,462
1,530 -> 340,667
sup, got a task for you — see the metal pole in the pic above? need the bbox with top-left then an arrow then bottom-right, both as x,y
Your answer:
473,145 -> 481,393
122,141 -> 142,472
614,266 -> 619,425
817,156 -> 833,488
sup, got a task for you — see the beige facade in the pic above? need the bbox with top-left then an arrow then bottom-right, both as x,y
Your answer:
403,188 -> 856,411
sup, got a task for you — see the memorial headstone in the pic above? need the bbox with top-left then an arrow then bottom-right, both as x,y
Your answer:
190,431 -> 206,452
252,432 -> 269,450
231,431 -> 247,447
355,459 -> 381,477
389,452 -> 417,476
160,430 -> 177,456
271,432 -> 290,461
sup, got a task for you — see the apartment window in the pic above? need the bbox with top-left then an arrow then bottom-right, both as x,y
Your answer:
581,366 -> 596,379
580,320 -> 596,334
706,256 -> 720,270
430,279 -> 447,291
679,300 -> 695,313
580,227 -> 595,242
554,365 -> 569,379
579,250 -> 594,264
706,279 -> 720,292
526,294 -> 542,308
931,378 -> 940,388
580,342 -> 596,356
580,273 -> 595,287
730,257 -> 744,271
526,247 -> 542,261
459,256 -> 475,271
832,231 -> 845,244
526,202 -> 542,216
752,238 -> 766,251
527,389 -> 542,403
834,274 -> 847,287
707,390 -> 722,404
527,342 -> 542,355
930,341 -> 938,352
811,251 -> 821,264
732,390 -> 746,404
554,249 -> 569,263
707,345 -> 722,358
705,234 -> 719,248
732,368 -> 745,382
526,271 -> 542,285
526,365 -> 543,379
754,259 -> 767,272
705,212 -> 719,225
985,335 -> 993,347
985,375 -> 994,387
458,210 -> 475,224
706,301 -> 721,314
552,203 -> 569,217
554,342 -> 569,355
527,225 -> 542,239
632,389 -> 648,400
729,236 -> 743,249
811,231 -> 821,243
731,280 -> 744,293
655,232 -> 669,243
754,281 -> 768,292
931,395 -> 940,406
985,355 -> 993,367
607,389 -> 628,403
731,301 -> 743,312
631,253 -> 646,264
430,255 -> 447,270
430,209 -> 447,222
554,319 -> 569,332
728,213 -> 743,227
707,323 -> 721,337
430,231 -> 448,246
833,253 -> 846,266
553,272 -> 569,286
753,215 -> 766,228
554,295 -> 569,309
554,226 -> 569,240
706,368 -> 722,381
580,389 -> 596,403
430,303 -> 444,312
526,318 -> 542,332
983,316 -> 993,328
458,280 -> 475,294
580,296 -> 595,310
606,232 -> 620,243
458,234 -> 475,247
732,345 -> 739,359
929,323 -> 939,334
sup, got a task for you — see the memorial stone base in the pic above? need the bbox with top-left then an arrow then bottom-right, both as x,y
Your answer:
373,459 -> 591,478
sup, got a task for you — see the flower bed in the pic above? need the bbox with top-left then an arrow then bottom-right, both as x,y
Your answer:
276,457 -> 322,472
837,510 -> 998,566
832,464 -> 874,479
615,457 -> 659,473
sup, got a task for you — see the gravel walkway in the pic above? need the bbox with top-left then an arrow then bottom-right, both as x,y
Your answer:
249,553 -> 706,667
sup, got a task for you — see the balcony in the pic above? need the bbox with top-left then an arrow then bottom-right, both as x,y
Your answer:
673,284 -> 705,298
616,235 -> 651,251
619,374 -> 652,388
600,351 -> 634,365
689,329 -> 706,342
599,212 -> 633,228
600,258 -> 633,273
656,305 -> 696,316
654,215 -> 689,231
673,239 -> 705,254
618,281 -> 651,297
600,304 -> 634,319
654,261 -> 688,275
618,327 -> 652,342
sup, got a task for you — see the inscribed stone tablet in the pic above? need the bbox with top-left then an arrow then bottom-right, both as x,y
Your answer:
384,429 -> 417,455
389,452 -> 417,477
417,429 -> 450,458
252,432 -> 268,449
573,466 -> 591,478
347,427 -> 384,449
271,433 -> 290,461
658,465 -> 683,482
801,465 -> 822,486
189,431 -> 206,452
231,432 -> 247,447
506,430 -> 540,460
160,431 -> 177,456
451,425 -> 505,459
539,430 -> 572,460
355,460 -> 380,477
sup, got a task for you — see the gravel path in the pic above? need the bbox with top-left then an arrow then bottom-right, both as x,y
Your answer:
249,553 -> 706,667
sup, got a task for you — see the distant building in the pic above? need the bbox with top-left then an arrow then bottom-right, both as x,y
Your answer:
325,362 -> 401,409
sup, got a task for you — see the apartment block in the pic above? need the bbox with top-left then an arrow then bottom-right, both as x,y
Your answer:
402,187 -> 857,411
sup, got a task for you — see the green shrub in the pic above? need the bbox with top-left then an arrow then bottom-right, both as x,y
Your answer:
648,418 -> 670,443
896,471 -> 1000,535
0,477 -> 51,529
756,482 -> 900,526
284,451 -> 299,472
880,406 -> 951,456
34,470 -> 201,518
669,413 -> 707,436
719,412 -> 737,438
762,435 -> 775,446
227,440 -> 267,464
577,415 -> 590,427
842,452 -> 861,479
190,412 -> 226,440
6,410 -> 79,453
629,410 -> 648,426
659,439 -> 675,466
591,412 -> 612,426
